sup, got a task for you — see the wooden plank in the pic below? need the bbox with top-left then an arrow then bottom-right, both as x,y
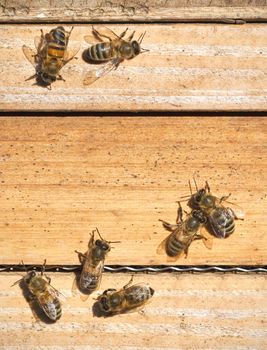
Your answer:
0,273 -> 266,349
0,1 -> 267,22
0,116 -> 266,266
1,24 -> 267,112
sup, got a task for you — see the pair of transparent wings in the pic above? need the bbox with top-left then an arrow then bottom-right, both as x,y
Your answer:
157,221 -> 213,262
22,33 -> 80,71
83,26 -> 124,86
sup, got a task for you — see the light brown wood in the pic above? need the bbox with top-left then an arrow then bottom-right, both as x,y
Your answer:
0,117 -> 266,266
0,272 -> 266,349
1,24 -> 267,112
0,1 -> 267,22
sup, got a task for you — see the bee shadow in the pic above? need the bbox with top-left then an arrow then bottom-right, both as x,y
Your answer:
18,279 -> 57,324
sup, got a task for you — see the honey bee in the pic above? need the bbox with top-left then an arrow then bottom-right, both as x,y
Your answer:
12,260 -> 63,322
82,26 -> 148,85
74,228 -> 120,298
22,26 -> 79,89
97,276 -> 154,316
157,202 -> 212,260
186,179 -> 245,238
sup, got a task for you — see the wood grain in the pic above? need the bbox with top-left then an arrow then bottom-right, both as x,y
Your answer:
0,117 -> 266,266
0,1 -> 267,22
0,273 -> 266,349
1,24 -> 267,112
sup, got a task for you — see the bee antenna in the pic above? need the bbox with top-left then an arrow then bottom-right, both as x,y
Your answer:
21,260 -> 27,272
193,176 -> 198,191
140,48 -> 150,53
95,227 -> 105,241
11,278 -> 24,287
188,180 -> 193,195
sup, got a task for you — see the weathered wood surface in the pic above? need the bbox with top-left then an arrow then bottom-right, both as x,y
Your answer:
0,273 -> 266,349
0,117 -> 266,266
1,24 -> 267,112
0,1 -> 267,22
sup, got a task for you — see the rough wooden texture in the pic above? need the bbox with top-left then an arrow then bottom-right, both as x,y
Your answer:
0,1 -> 267,22
0,117 -> 266,266
0,273 -> 266,349
1,24 -> 267,112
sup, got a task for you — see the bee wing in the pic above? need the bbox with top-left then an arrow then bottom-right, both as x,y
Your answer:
156,227 -> 186,262
63,43 -> 80,64
224,202 -> 245,220
84,26 -> 119,44
83,58 -> 122,86
22,45 -> 38,68
200,225 -> 213,250
34,35 -> 44,51
122,284 -> 153,313
46,283 -> 66,303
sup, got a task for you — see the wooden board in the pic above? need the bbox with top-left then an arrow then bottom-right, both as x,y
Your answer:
0,1 -> 267,22
0,117 -> 266,266
0,273 -> 266,349
1,24 -> 267,112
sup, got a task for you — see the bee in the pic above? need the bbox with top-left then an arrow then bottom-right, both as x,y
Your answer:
22,26 -> 79,89
157,202 -> 212,260
74,228 -> 120,298
12,260 -> 63,322
82,26 -> 148,86
186,179 -> 245,238
97,276 -> 154,316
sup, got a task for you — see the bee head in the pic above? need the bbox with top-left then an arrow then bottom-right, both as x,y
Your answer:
95,239 -> 110,252
40,72 -> 56,85
132,40 -> 141,56
24,270 -> 36,284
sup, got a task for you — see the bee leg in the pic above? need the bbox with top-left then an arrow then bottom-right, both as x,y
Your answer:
194,234 -> 205,241
228,207 -> 239,220
57,75 -> 66,82
159,219 -> 179,232
44,274 -> 51,284
219,193 -> 231,203
119,28 -> 128,39
75,250 -> 87,264
127,31 -> 135,41
123,275 -> 134,289
66,26 -> 74,37
103,288 -> 116,295
205,181 -> 211,192
176,202 -> 183,224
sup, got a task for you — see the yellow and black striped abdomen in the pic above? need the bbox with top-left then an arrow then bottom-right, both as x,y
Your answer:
85,42 -> 113,61
47,27 -> 67,59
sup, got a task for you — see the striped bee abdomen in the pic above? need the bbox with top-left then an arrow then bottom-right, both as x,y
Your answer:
126,285 -> 154,306
80,273 -> 100,293
86,42 -> 113,61
209,208 -> 235,238
47,27 -> 66,59
166,234 -> 185,257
